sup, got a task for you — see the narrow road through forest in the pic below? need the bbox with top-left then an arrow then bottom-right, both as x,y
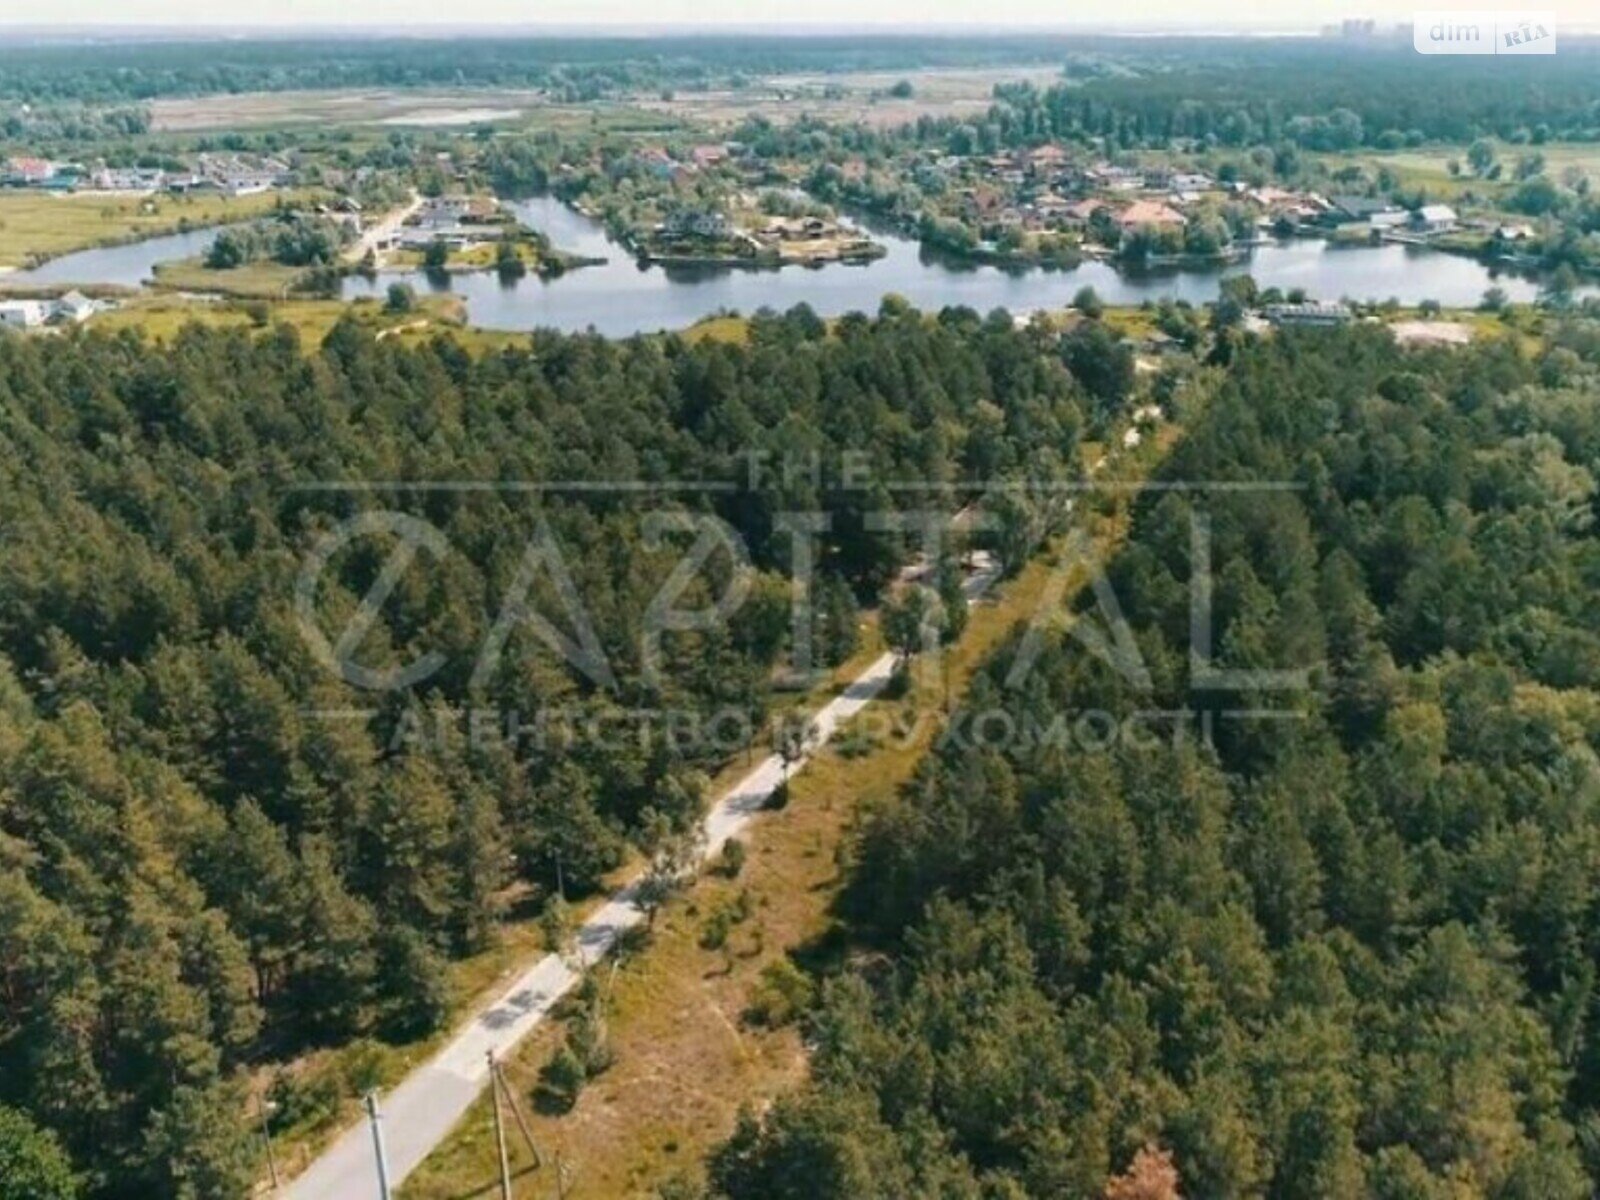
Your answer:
284,552 -> 1002,1199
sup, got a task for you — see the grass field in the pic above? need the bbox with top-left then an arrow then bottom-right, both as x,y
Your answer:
149,256 -> 312,298
1317,139 -> 1600,204
146,67 -> 1044,137
396,418 -> 1175,1200
0,189 -> 317,269
150,88 -> 681,139
89,293 -> 465,345
634,64 -> 1060,130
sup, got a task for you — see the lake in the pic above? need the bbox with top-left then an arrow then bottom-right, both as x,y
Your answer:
337,196 -> 1575,337
14,196 -> 1579,335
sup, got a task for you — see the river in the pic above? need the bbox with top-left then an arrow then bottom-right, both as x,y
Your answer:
8,225 -> 230,288
12,196 -> 1578,335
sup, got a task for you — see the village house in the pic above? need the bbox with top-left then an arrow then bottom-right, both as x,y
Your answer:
1274,196 -> 1333,226
978,155 -> 1025,185
163,172 -> 211,194
1087,163 -> 1144,193
314,198 -> 365,234
664,209 -> 732,240
3,156 -> 58,186
1115,200 -> 1187,231
1264,301 -> 1354,328
1024,145 -> 1070,175
396,196 -> 501,250
1060,197 -> 1112,228
52,291 -> 99,325
0,292 -> 103,329
1247,186 -> 1299,208
1029,193 -> 1077,224
959,185 -> 1007,221
0,300 -> 48,330
759,215 -> 830,242
219,171 -> 278,197
398,226 -> 474,249
415,196 -> 499,229
689,144 -> 730,170
456,197 -> 501,224
633,147 -> 682,180
89,166 -> 166,194
1328,194 -> 1403,225
1411,204 -> 1458,234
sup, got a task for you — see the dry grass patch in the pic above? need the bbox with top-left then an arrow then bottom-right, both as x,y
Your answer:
91,294 -> 463,346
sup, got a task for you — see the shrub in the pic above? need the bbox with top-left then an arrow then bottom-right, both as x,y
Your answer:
537,1045 -> 587,1112
744,959 -> 815,1028
568,1007 -> 615,1077
266,1068 -> 341,1135
339,1040 -> 390,1096
700,907 -> 734,950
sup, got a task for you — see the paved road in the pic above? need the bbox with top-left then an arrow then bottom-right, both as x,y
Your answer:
342,192 -> 422,266
283,555 -> 1001,1199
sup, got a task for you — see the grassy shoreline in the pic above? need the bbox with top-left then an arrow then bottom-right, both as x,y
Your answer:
0,188 -> 325,269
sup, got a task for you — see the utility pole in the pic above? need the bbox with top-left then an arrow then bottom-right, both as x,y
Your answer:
489,1051 -> 513,1200
553,1149 -> 572,1200
365,1092 -> 392,1200
258,1096 -> 281,1191
492,1055 -> 542,1169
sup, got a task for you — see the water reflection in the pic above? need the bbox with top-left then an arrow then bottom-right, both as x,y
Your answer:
9,225 -> 229,288
340,194 -> 1576,337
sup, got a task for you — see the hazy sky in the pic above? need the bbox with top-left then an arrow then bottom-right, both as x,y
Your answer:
0,1 -> 1591,32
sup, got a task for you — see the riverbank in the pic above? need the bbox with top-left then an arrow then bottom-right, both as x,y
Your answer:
0,188 -> 322,269
637,242 -> 886,269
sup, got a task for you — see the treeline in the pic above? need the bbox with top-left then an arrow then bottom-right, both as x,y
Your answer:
708,42 -> 1600,165
0,102 -> 149,145
989,43 -> 1600,151
708,321 -> 1600,1197
0,34 -> 1078,104
204,213 -> 352,269
0,303 -> 1090,1197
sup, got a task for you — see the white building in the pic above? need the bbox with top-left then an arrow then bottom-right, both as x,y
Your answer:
0,301 -> 49,330
663,209 -> 732,240
1412,204 -> 1458,234
52,291 -> 98,324
1264,301 -> 1354,328
89,167 -> 165,193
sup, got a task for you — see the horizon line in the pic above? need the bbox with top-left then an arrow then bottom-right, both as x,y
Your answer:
0,21 -> 1396,36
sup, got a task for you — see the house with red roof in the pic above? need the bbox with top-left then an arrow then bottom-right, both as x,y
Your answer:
1115,200 -> 1188,230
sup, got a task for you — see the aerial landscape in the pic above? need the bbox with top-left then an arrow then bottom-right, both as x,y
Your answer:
3,4 -> 1600,1199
